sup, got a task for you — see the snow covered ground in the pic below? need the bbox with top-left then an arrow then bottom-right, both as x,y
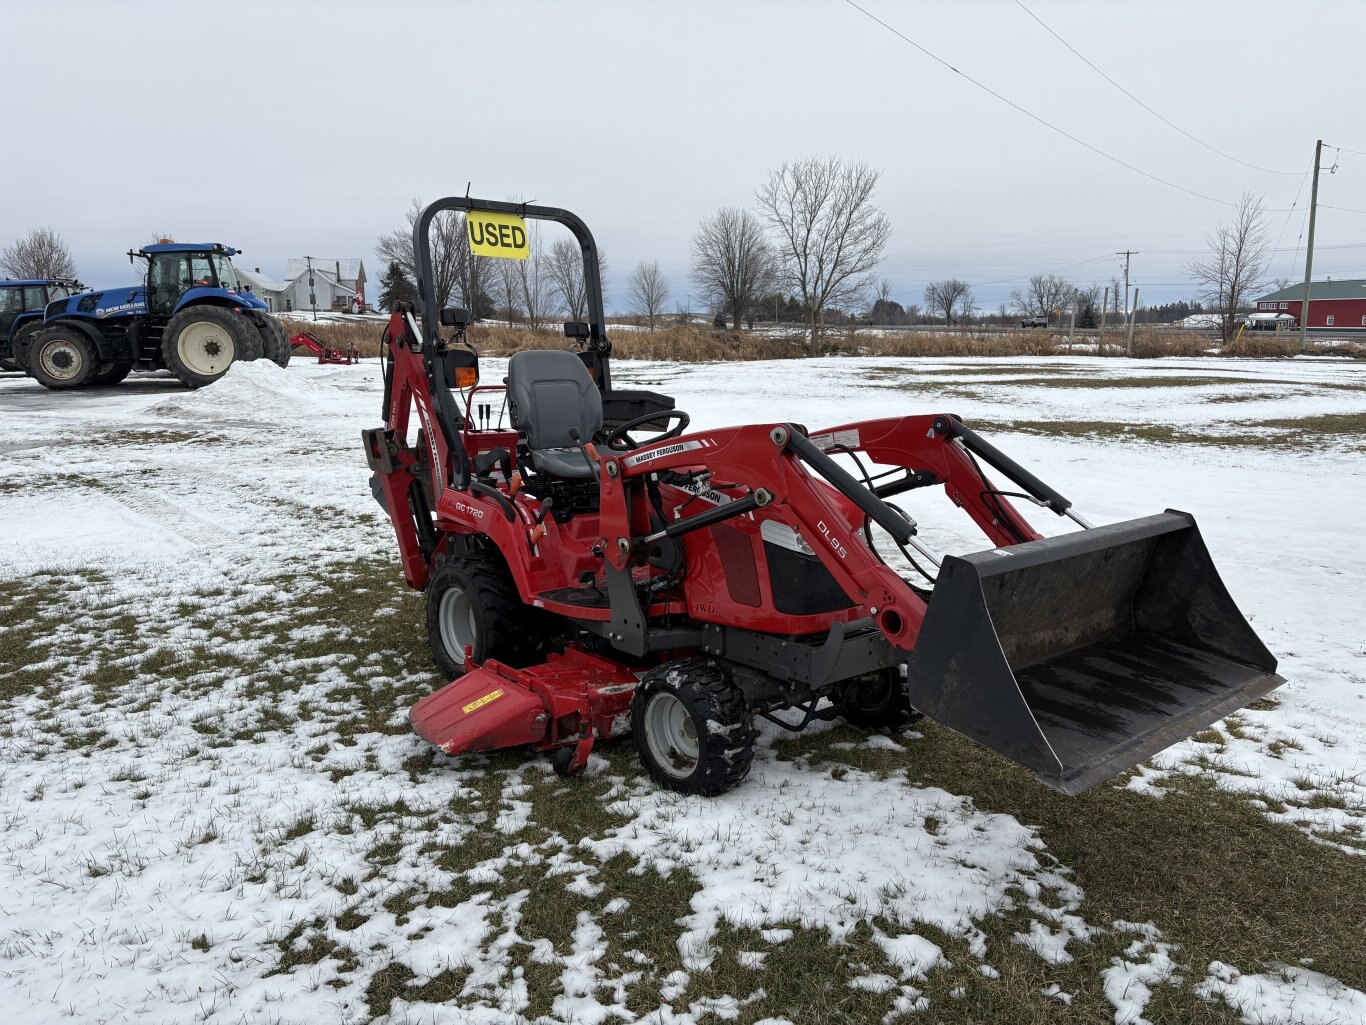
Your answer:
1,354 -> 1363,1025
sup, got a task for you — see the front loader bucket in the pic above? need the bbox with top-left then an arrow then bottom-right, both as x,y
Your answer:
906,511 -> 1283,795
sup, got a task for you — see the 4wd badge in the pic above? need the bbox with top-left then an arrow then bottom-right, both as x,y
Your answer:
467,211 -> 529,260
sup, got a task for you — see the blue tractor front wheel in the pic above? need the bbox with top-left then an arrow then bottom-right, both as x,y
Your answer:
160,307 -> 257,388
29,325 -> 98,390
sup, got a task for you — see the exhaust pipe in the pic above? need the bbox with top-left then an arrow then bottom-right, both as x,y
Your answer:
906,511 -> 1284,794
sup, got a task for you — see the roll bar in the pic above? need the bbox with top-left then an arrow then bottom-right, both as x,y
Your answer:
411,197 -> 613,390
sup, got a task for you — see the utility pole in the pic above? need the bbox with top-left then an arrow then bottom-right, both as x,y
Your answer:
1116,250 -> 1136,324
1126,287 -> 1140,356
1298,139 -> 1323,354
1100,285 -> 1109,355
1067,290 -> 1077,352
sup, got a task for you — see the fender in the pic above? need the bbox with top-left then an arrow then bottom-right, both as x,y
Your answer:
5,310 -> 44,346
173,287 -> 259,315
38,315 -> 120,361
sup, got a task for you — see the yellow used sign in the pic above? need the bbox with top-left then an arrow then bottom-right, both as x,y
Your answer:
462,689 -> 506,715
467,210 -> 529,260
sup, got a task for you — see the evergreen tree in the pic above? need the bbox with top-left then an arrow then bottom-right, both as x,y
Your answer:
378,260 -> 418,311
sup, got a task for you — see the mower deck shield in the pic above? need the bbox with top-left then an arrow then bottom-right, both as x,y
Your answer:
410,663 -> 547,755
906,511 -> 1283,794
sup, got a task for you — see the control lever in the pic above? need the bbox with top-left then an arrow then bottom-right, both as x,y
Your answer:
567,427 -> 601,481
529,495 -> 554,545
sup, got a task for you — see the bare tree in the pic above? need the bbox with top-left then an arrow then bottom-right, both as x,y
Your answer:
1187,192 -> 1273,341
1074,285 -> 1102,328
375,197 -> 462,309
547,238 -> 609,321
756,157 -> 891,349
1010,273 -> 1074,322
1108,275 -> 1125,319
2,227 -> 76,279
923,279 -> 972,326
690,208 -> 775,330
516,228 -> 552,330
495,257 -> 521,327
627,260 -> 670,331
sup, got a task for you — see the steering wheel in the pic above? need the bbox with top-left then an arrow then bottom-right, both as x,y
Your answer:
603,411 -> 691,451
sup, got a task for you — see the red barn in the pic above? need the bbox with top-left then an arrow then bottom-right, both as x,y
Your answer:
1254,279 -> 1366,332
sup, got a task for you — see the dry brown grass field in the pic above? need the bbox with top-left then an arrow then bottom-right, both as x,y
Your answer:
281,316 -> 1363,363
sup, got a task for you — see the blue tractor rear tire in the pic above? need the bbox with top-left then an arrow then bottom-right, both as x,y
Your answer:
29,324 -> 99,390
254,315 -> 292,368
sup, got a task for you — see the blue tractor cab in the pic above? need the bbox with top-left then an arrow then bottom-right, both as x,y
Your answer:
28,242 -> 291,390
0,278 -> 84,373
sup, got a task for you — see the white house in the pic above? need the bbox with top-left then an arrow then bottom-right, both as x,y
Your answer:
282,258 -> 368,314
237,267 -> 292,312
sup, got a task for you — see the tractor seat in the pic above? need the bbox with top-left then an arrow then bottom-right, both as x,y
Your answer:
506,350 -> 602,480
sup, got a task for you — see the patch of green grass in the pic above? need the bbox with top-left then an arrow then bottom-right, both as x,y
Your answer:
903,720 -> 1366,994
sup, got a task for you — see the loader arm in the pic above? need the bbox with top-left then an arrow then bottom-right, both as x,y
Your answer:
599,415 -> 1050,652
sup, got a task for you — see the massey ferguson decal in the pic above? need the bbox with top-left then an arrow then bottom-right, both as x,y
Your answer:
622,438 -> 706,468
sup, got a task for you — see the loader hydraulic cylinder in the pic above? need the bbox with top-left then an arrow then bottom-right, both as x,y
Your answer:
784,426 -> 915,544
934,416 -> 1072,515
639,488 -> 773,547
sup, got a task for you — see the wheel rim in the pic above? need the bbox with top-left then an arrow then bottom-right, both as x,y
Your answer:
849,673 -> 894,716
38,339 -> 84,381
438,588 -> 476,665
643,692 -> 700,779
177,321 -> 235,375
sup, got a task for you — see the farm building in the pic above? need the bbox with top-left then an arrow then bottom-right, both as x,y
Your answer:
1254,278 -> 1366,332
235,260 -> 369,313
283,258 -> 368,314
236,267 -> 291,311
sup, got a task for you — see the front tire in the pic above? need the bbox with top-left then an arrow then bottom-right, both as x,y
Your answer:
254,315 -> 292,368
424,555 -> 547,681
839,667 -> 923,730
631,658 -> 755,796
90,362 -> 134,387
161,307 -> 254,387
29,324 -> 98,390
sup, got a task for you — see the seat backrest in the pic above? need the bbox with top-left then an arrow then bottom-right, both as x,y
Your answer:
506,350 -> 603,451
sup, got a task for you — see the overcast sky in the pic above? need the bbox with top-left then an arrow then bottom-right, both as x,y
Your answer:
3,0 -> 1363,312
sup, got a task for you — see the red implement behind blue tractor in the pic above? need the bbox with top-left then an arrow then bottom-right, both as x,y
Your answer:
363,196 -> 1283,797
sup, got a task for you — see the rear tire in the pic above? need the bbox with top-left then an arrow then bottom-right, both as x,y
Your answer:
424,554 -> 550,681
0,356 -> 19,373
161,306 -> 253,387
631,658 -> 755,796
839,667 -> 923,730
254,315 -> 291,368
29,324 -> 99,390
9,322 -> 41,375
90,362 -> 134,387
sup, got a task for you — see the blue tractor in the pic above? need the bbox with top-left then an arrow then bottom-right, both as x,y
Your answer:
0,278 -> 84,374
28,242 -> 291,390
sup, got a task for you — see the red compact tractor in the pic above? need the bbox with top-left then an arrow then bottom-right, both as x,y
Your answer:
364,197 -> 1283,797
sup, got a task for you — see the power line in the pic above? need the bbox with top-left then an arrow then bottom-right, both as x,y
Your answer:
1012,0 -> 1299,176
840,0 -> 1259,209
1327,142 -> 1366,157
1271,159 -> 1315,256
1320,204 -> 1366,215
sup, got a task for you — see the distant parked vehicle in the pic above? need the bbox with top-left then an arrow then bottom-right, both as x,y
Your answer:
0,278 -> 84,373
1020,316 -> 1049,329
29,242 -> 291,390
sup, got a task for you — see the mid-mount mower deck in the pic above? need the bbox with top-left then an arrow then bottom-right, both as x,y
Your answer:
364,196 -> 1283,797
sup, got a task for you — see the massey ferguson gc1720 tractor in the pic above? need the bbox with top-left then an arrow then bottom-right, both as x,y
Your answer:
365,196 -> 1283,797
27,242 -> 290,390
